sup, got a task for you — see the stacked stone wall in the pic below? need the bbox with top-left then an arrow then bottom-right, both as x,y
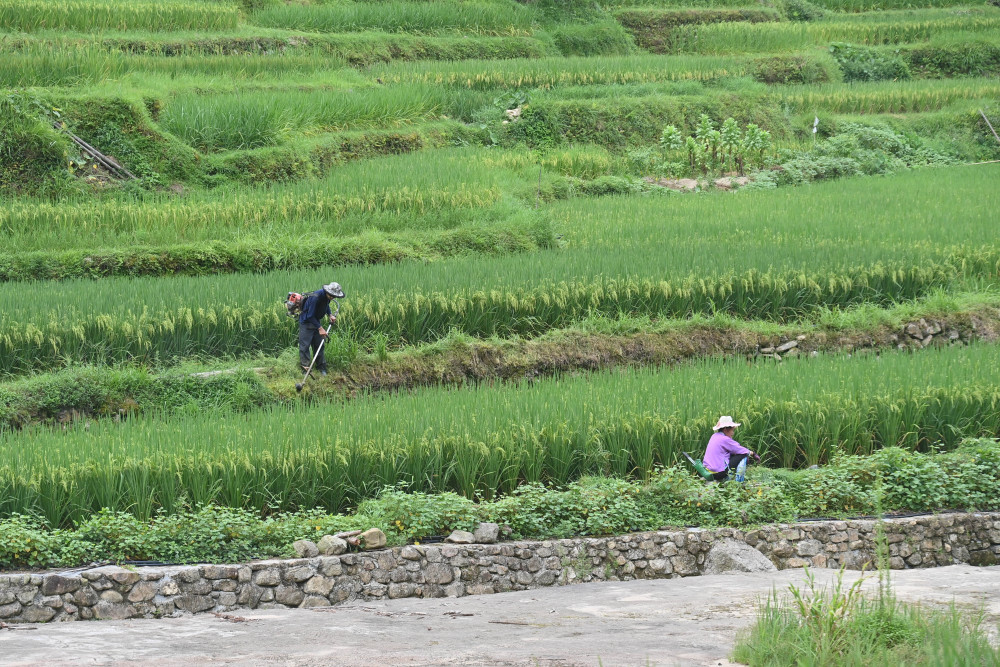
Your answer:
3,512 -> 998,623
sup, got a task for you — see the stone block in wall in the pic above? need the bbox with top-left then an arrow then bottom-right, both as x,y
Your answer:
284,565 -> 317,583
254,569 -> 281,587
217,592 -> 238,607
180,579 -> 212,596
0,601 -> 22,618
797,539 -> 823,557
41,575 -> 81,596
21,605 -> 57,623
303,576 -> 335,597
93,601 -> 137,620
671,554 -> 697,576
202,565 -> 239,580
173,595 -> 214,614
127,581 -> 158,603
159,580 -> 180,596
274,585 -> 304,607
424,563 -> 454,585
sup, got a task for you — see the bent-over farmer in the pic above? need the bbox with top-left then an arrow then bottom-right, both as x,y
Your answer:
298,282 -> 344,376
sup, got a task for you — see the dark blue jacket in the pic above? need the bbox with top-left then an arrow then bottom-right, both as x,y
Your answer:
298,290 -> 332,327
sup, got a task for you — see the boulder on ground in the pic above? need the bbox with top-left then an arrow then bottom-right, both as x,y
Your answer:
703,539 -> 777,574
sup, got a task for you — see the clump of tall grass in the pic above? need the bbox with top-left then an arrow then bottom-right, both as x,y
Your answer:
0,0 -> 240,32
732,567 -> 1000,665
160,85 -> 446,151
251,1 -> 537,35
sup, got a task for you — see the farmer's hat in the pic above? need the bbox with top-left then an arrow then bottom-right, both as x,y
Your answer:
323,282 -> 345,298
713,415 -> 741,431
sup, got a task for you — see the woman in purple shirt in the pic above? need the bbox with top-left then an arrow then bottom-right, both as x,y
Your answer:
702,416 -> 759,482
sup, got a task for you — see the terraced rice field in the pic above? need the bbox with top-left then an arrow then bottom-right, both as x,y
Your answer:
2,0 -> 999,534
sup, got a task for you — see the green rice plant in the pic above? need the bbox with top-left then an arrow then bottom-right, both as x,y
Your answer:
596,0 -> 771,5
1,343 -> 999,525
0,42 -> 355,88
0,149 -> 511,251
372,53 -> 751,89
780,77 -> 1000,114
0,164 -> 997,373
160,85 -> 446,151
251,1 -> 537,35
660,15 -> 1000,53
812,0 -> 987,11
0,0 -> 240,32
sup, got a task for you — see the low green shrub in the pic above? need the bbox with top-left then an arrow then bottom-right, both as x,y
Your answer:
781,0 -> 826,21
903,40 -> 1000,79
752,54 -> 835,84
750,122 -> 954,188
830,42 -> 911,82
0,366 -> 273,429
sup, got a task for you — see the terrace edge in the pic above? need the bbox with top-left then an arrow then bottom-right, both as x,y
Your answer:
2,512 -> 998,623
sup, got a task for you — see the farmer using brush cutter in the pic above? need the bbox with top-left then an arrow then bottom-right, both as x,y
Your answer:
702,416 -> 759,482
297,282 -> 344,377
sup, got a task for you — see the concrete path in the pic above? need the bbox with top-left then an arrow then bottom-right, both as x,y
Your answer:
2,564 -> 998,667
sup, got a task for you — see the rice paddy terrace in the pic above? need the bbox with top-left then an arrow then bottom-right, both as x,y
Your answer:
1,0 -> 1000,561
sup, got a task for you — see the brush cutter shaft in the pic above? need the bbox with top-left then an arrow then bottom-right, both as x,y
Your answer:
301,335 -> 326,383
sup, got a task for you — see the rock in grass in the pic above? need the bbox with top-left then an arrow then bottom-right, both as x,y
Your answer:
473,522 -> 500,544
317,535 -> 347,556
445,530 -> 475,545
360,528 -> 386,550
293,540 -> 319,558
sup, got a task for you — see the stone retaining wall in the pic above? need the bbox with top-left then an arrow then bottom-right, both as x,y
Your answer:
3,512 -> 999,623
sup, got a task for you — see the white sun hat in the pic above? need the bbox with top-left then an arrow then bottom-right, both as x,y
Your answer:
713,416 -> 741,431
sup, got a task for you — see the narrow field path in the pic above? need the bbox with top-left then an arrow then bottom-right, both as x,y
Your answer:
3,565 -> 998,666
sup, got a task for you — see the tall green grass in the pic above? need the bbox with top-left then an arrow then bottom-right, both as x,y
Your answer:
780,77 -> 1000,114
813,0 -> 990,11
0,149 -> 511,250
662,15 -> 1000,53
372,53 -> 752,88
2,343 -> 998,525
0,42 -> 354,88
0,0 -> 241,32
0,165 -> 996,373
251,1 -> 537,35
160,85 -> 448,150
